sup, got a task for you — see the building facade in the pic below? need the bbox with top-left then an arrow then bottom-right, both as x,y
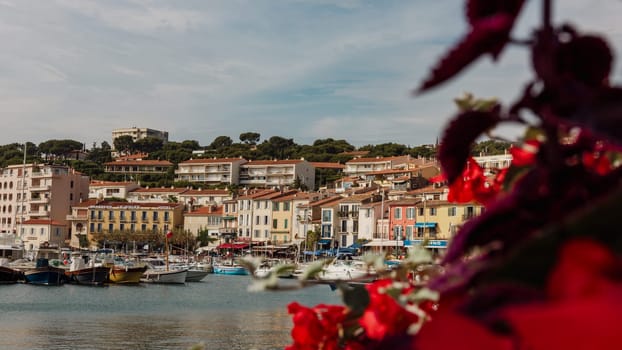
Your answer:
111,127 -> 169,147
0,164 -> 89,239
175,158 -> 247,185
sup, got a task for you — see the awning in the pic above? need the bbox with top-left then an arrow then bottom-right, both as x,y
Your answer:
404,239 -> 448,248
363,239 -> 404,247
415,222 -> 437,228
318,239 -> 332,245
216,243 -> 250,249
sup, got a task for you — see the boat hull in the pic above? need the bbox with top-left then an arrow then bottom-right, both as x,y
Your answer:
108,265 -> 148,284
141,269 -> 188,284
66,267 -> 110,285
0,266 -> 23,284
185,269 -> 209,282
213,265 -> 248,275
24,267 -> 67,286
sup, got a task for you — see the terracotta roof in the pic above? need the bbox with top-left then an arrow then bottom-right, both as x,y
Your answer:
181,189 -> 230,196
179,158 -> 246,164
309,196 -> 342,207
73,199 -> 100,208
346,156 -> 410,164
338,193 -> 375,203
104,160 -> 173,166
406,185 -> 446,195
131,187 -> 188,194
238,189 -> 278,200
244,159 -> 304,166
185,205 -> 223,215
90,180 -> 138,187
310,162 -> 345,169
89,201 -> 182,209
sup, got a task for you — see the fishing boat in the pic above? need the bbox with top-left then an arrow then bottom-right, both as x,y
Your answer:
254,258 -> 295,279
212,259 -> 248,275
140,231 -> 188,284
64,254 -> 109,286
317,254 -> 375,282
108,263 -> 148,284
23,258 -> 67,286
0,265 -> 23,284
182,264 -> 209,282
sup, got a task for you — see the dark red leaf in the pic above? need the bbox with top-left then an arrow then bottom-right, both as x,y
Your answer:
555,35 -> 613,87
438,109 -> 500,183
466,0 -> 525,26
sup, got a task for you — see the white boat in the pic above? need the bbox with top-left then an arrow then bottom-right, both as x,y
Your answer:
213,260 -> 248,275
185,268 -> 209,282
317,255 -> 375,281
141,268 -> 188,284
254,259 -> 295,279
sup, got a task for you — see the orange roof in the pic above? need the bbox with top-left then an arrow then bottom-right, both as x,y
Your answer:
131,187 -> 188,193
104,160 -> 173,166
179,158 -> 246,164
73,199 -> 101,208
90,180 -> 138,187
310,162 -> 345,169
181,189 -> 230,195
244,159 -> 304,166
346,156 -> 409,164
185,205 -> 223,215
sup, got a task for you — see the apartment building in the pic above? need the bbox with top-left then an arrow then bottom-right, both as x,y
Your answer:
474,153 -> 513,176
343,156 -> 412,178
183,205 -> 223,239
239,159 -> 315,190
236,189 -> 276,242
21,219 -> 68,251
270,192 -> 300,244
88,180 -> 141,200
178,189 -> 232,210
0,163 -> 89,240
103,160 -> 174,176
111,127 -> 169,146
334,193 -> 379,247
84,201 -> 184,242
220,199 -> 238,241
126,187 -> 189,203
175,157 -> 247,185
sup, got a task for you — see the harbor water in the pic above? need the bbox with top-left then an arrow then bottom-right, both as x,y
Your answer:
0,274 -> 342,350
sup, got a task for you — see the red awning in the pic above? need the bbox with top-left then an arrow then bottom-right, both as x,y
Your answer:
217,243 -> 250,249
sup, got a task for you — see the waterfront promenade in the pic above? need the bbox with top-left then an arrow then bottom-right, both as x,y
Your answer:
0,274 -> 341,350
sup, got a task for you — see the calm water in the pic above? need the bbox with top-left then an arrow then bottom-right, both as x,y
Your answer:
0,274 -> 341,350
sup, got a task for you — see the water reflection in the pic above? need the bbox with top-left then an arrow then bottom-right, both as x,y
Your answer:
0,276 -> 339,350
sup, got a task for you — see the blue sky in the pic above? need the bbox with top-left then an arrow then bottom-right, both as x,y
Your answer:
1,0 -> 621,148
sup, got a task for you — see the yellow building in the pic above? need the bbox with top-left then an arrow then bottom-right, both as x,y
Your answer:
85,201 -> 184,240
270,192 -> 299,244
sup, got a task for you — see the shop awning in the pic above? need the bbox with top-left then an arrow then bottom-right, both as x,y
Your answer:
363,239 -> 404,247
415,222 -> 437,228
318,239 -> 332,245
217,243 -> 250,249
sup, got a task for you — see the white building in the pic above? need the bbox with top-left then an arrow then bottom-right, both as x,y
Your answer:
175,157 -> 247,185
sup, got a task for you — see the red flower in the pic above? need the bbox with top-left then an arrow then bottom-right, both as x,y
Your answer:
447,157 -> 505,205
286,302 -> 346,350
359,279 -> 420,341
510,139 -> 540,167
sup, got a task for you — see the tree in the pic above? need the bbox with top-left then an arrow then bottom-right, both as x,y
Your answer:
113,135 -> 135,154
209,136 -> 233,150
134,137 -> 164,154
239,132 -> 261,145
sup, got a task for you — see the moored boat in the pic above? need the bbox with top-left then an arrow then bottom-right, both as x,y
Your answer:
184,268 -> 209,282
213,260 -> 248,275
65,255 -> 109,285
107,264 -> 148,284
141,268 -> 188,284
24,258 -> 67,286
0,265 -> 23,284
317,255 -> 375,282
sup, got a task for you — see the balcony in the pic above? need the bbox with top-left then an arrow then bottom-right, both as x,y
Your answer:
30,185 -> 51,191
30,197 -> 50,204
29,210 -> 50,217
462,213 -> 476,220
66,214 -> 87,221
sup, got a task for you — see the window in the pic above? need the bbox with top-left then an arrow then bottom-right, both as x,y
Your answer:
448,207 -> 457,216
429,207 -> 437,216
109,211 -> 114,220
40,228 -> 45,236
142,211 -> 147,220
340,220 -> 347,232
406,207 -> 415,219
141,224 -> 147,231
152,224 -> 158,232
109,224 -> 114,232
130,224 -> 135,232
254,229 -> 260,238
263,215 -> 268,225
131,211 -> 136,221
239,215 -> 244,225
273,202 -> 280,211
164,212 -> 170,221
406,226 -> 413,240
69,193 -> 73,201
353,220 -> 358,233
264,229 -> 269,238
394,208 -> 402,219
153,212 -> 158,221
255,201 -> 260,209
284,219 -> 288,229
283,202 -> 290,211
98,211 -> 103,220
322,210 -> 332,222
273,219 -> 278,229
120,211 -> 126,221
90,223 -> 95,232
418,207 -> 424,216
97,223 -> 102,232
255,216 -> 259,225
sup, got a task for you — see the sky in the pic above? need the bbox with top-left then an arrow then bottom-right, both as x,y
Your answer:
1,0 -> 621,149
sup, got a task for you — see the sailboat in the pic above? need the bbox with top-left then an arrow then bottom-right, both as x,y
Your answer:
141,231 -> 187,284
